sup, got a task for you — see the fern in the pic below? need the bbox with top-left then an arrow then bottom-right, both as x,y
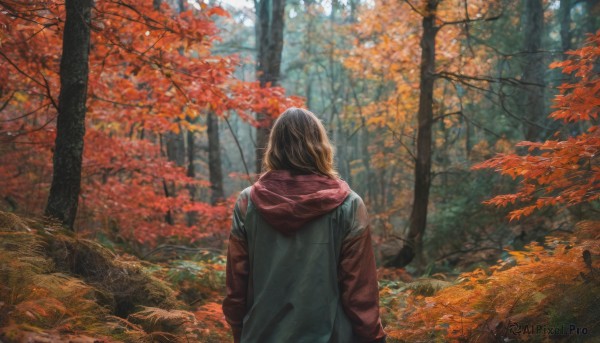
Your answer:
383,221 -> 600,342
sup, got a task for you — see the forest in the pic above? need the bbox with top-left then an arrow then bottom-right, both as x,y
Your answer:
0,0 -> 599,341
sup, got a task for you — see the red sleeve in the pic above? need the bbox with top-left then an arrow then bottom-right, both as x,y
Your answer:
222,190 -> 250,343
223,235 -> 249,343
339,198 -> 386,342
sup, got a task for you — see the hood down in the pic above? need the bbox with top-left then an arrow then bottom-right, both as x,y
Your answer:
250,170 -> 351,235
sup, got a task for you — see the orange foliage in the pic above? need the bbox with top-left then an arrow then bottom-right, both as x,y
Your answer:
473,31 -> 600,221
346,0 -> 500,118
194,301 -> 230,340
344,0 -> 501,211
385,221 -> 599,342
381,31 -> 600,343
0,1 -> 301,246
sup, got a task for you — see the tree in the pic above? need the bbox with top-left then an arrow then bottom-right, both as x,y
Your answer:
384,33 -> 600,341
207,111 -> 225,204
560,0 -> 573,54
0,0 -> 299,248
474,30 -> 600,220
255,0 -> 286,173
45,0 -> 93,229
388,0 -> 438,268
521,0 -> 546,141
346,0 -> 501,268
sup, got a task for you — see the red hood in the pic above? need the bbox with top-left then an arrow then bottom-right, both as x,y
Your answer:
250,170 -> 351,235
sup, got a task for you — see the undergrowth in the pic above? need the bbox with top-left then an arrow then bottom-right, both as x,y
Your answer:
0,211 -> 231,343
1,210 -> 598,342
381,221 -> 600,342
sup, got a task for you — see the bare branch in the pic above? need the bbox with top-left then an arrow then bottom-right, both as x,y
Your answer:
386,123 -> 416,161
0,102 -> 50,122
436,71 -> 545,88
224,115 -> 252,184
432,110 -> 463,122
440,13 -> 501,27
403,0 -> 426,17
0,50 -> 46,88
39,71 -> 58,111
91,94 -> 153,108
0,92 -> 15,113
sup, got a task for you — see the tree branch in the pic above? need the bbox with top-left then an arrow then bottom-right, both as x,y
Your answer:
403,0 -> 426,17
224,115 -> 252,184
440,13 -> 501,27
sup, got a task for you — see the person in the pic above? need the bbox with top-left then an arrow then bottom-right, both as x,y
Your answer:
222,107 -> 386,343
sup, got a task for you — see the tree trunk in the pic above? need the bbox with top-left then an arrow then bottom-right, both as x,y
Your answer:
521,0 -> 545,141
186,123 -> 197,226
45,0 -> 93,229
165,130 -> 185,166
162,179 -> 174,225
386,0 -> 438,268
207,111 -> 224,204
255,0 -> 286,173
560,0 -> 572,54
584,0 -> 600,39
360,117 -> 372,202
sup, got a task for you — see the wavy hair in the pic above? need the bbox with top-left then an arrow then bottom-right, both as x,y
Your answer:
262,107 -> 338,179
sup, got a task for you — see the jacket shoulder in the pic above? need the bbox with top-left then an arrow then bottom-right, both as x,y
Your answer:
343,190 -> 362,203
231,187 -> 252,239
340,190 -> 365,211
241,186 -> 252,198
235,186 -> 252,211
339,190 -> 369,239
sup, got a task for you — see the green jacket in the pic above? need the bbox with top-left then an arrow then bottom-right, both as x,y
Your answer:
223,171 -> 385,343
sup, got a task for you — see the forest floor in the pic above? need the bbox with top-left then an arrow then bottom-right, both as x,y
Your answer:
0,211 -> 598,342
0,211 -> 230,342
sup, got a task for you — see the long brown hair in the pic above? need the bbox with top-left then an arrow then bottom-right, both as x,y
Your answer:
262,107 -> 338,179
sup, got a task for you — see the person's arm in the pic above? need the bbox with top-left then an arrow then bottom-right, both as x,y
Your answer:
339,196 -> 386,343
222,191 -> 250,343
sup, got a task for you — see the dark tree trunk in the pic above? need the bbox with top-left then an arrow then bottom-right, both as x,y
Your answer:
186,124 -> 197,226
162,179 -> 174,225
360,117 -> 372,202
152,0 -> 179,224
521,0 -> 545,141
166,130 -> 185,166
387,0 -> 438,268
560,0 -> 572,54
255,0 -> 286,173
163,115 -> 184,226
348,0 -> 357,22
584,0 -> 600,38
207,111 -> 224,204
45,0 -> 93,229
